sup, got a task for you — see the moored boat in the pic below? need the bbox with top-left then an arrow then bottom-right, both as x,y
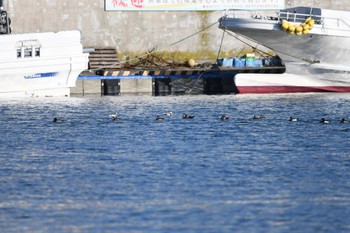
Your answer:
0,5 -> 88,97
219,6 -> 350,94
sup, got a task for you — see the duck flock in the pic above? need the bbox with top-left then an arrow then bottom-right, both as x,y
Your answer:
52,112 -> 349,124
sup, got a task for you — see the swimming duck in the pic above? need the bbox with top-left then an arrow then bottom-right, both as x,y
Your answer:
289,117 -> 298,122
182,114 -> 194,119
340,118 -> 348,123
52,118 -> 64,123
109,112 -> 118,118
156,115 -> 165,120
320,118 -> 330,124
253,115 -> 265,120
111,116 -> 122,121
164,112 -> 173,116
220,114 -> 229,120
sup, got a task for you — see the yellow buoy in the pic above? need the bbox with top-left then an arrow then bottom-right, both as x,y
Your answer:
281,18 -> 313,36
288,25 -> 296,33
187,59 -> 196,67
308,19 -> 315,27
296,26 -> 303,33
281,21 -> 289,31
303,24 -> 310,31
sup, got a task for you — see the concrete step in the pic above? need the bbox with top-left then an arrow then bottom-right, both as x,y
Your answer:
88,47 -> 121,69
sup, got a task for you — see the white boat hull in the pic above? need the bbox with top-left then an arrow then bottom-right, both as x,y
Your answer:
0,31 -> 88,97
219,8 -> 350,94
236,73 -> 350,94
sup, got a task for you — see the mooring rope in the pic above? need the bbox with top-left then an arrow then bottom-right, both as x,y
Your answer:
216,28 -> 226,61
90,21 -> 219,72
168,21 -> 219,47
222,27 -> 315,64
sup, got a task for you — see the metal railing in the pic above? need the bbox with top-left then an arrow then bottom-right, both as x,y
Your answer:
223,10 -> 350,31
278,11 -> 350,30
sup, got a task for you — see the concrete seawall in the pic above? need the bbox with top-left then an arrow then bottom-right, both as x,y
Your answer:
4,0 -> 350,59
71,79 -> 154,96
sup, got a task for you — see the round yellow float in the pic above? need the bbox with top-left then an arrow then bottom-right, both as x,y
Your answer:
288,24 -> 296,33
280,16 -> 315,36
281,20 -> 289,31
295,26 -> 303,33
303,24 -> 310,31
303,29 -> 309,34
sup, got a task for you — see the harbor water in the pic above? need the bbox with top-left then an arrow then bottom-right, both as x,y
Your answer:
1,93 -> 350,232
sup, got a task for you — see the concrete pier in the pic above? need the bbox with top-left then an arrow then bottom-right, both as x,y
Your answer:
120,79 -> 153,94
71,77 -> 154,96
71,66 -> 285,95
71,79 -> 102,96
71,76 -> 239,96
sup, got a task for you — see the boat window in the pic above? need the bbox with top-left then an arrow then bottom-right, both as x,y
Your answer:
35,47 -> 40,57
17,46 -> 41,58
16,40 -> 41,58
16,48 -> 21,58
24,48 -> 32,57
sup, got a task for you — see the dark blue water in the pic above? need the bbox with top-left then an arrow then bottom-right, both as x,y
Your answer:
1,93 -> 350,233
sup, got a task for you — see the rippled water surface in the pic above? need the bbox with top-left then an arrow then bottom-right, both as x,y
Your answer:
1,93 -> 350,232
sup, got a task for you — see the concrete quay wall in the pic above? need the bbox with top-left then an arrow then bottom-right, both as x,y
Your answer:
4,0 -> 350,61
71,79 -> 154,96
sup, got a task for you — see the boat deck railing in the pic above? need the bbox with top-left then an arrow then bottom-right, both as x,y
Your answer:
278,11 -> 350,30
223,10 -> 350,31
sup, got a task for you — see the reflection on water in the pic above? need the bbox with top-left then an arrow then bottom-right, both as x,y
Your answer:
1,93 -> 350,232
